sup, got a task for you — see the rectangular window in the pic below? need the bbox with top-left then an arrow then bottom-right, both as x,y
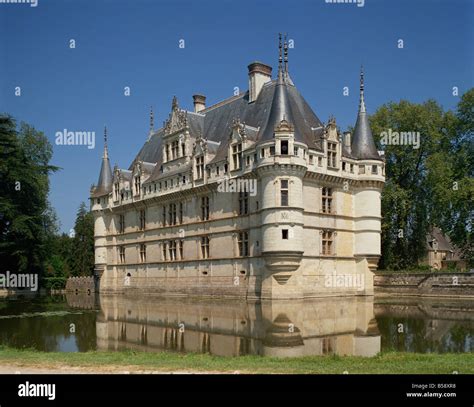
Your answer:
327,142 -> 337,168
119,246 -> 125,263
169,203 -> 177,225
179,240 -> 184,260
216,166 -> 220,176
139,209 -> 146,231
309,155 -> 314,165
134,176 -> 141,195
238,231 -> 249,257
350,164 -> 354,173
118,214 -> 125,234
201,236 -> 210,259
372,165 -> 378,174
179,202 -> 184,224
280,179 -> 289,206
165,144 -> 170,161
269,146 -> 275,156
322,231 -> 334,255
232,143 -> 242,170
168,240 -> 177,261
196,156 -> 204,179
281,140 -> 288,155
201,196 -> 209,220
162,242 -> 167,261
322,187 -> 333,214
318,156 -> 323,167
162,206 -> 166,225
282,229 -> 289,240
342,162 -> 346,171
114,183 -> 120,201
181,142 -> 186,157
260,149 -> 265,158
359,165 -> 366,174
139,244 -> 146,263
171,140 -> 179,159
239,192 -> 249,215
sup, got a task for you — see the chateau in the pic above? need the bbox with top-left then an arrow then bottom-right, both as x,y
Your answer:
90,37 -> 385,300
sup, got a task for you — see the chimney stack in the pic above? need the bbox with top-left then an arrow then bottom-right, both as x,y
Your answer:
248,62 -> 272,103
193,94 -> 206,113
344,131 -> 352,153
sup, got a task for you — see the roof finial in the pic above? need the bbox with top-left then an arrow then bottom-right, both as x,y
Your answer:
149,106 -> 154,131
284,33 -> 288,74
278,33 -> 283,73
103,125 -> 108,159
359,66 -> 366,113
172,95 -> 178,110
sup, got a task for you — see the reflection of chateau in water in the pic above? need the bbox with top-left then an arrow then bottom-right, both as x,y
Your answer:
95,295 -> 380,357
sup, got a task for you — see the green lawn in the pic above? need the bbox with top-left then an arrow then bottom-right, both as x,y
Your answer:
0,347 -> 472,374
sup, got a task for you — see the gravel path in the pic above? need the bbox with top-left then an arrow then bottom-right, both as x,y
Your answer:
0,363 -> 235,375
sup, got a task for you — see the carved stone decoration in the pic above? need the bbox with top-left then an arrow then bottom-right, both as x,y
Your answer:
192,131 -> 208,156
231,117 -> 247,141
164,96 -> 188,136
274,118 -> 293,133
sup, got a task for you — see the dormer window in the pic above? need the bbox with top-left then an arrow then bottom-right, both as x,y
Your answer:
281,140 -> 288,155
134,176 -> 141,196
232,143 -> 242,170
114,182 -> 120,201
327,142 -> 337,168
165,144 -> 170,162
171,140 -> 179,159
196,155 -> 204,179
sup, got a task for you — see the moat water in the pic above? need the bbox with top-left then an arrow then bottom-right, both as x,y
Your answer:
0,294 -> 473,356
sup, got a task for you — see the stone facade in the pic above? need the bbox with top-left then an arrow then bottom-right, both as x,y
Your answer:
90,38 -> 384,300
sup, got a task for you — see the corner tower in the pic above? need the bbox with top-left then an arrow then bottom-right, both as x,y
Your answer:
351,69 -> 385,293
90,126 -> 113,291
257,34 -> 308,299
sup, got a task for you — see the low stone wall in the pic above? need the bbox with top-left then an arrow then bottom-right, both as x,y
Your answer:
65,276 -> 95,294
374,272 -> 474,297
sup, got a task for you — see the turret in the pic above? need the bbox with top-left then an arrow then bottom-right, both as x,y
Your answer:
351,69 -> 385,288
90,126 -> 113,291
257,34 -> 307,299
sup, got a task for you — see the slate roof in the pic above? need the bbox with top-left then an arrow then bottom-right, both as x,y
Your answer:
91,154 -> 113,197
426,227 -> 455,252
351,70 -> 382,161
130,69 -> 325,169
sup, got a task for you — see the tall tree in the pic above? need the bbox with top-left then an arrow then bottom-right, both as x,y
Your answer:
0,115 -> 58,275
370,90 -> 473,270
70,202 -> 95,276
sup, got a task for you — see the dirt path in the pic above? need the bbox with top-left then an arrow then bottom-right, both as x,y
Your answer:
0,362 -> 236,375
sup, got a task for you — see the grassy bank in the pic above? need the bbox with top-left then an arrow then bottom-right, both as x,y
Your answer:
0,347 -> 472,374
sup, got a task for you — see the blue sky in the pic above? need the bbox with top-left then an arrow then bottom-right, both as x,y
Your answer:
1,0 -> 473,233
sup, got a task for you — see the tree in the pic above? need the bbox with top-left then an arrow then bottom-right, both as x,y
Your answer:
0,115 -> 58,275
70,202 -> 95,276
370,90 -> 473,270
